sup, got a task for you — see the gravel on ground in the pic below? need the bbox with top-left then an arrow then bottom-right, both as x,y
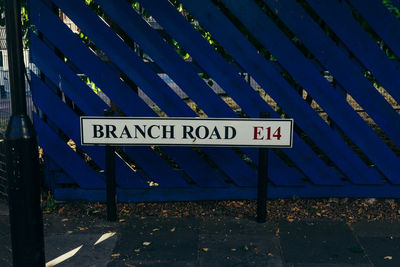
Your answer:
45,198 -> 400,223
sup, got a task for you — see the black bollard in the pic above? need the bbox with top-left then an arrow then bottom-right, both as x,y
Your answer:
5,0 -> 45,265
256,112 -> 270,223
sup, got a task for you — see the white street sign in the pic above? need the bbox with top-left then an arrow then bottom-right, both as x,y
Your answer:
80,117 -> 293,148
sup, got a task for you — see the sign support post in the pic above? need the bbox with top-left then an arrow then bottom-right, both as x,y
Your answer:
104,109 -> 117,222
257,112 -> 269,223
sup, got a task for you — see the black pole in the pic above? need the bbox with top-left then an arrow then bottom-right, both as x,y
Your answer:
5,0 -> 45,266
105,109 -> 117,221
257,112 -> 270,223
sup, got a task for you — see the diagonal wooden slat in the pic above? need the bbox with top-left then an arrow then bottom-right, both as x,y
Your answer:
350,0 -> 400,61
391,0 -> 400,9
220,0 -> 400,184
30,35 -> 108,114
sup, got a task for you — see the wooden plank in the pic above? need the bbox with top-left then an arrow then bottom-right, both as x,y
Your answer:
391,0 -> 400,9
350,0 -> 400,63
34,114 -> 105,189
264,0 -> 400,150
30,0 -> 229,188
30,34 -> 108,115
44,156 -> 76,187
137,0 -> 342,186
53,183 -> 400,202
307,0 -> 400,107
30,37 -> 191,188
220,0 -> 400,184
180,0 -> 382,184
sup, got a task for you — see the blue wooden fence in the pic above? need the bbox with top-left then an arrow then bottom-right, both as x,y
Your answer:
29,0 -> 400,201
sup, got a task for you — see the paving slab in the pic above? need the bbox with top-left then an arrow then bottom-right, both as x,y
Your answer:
278,220 -> 370,266
45,232 -> 117,267
0,234 -> 12,266
0,201 -> 11,266
0,215 -> 10,238
198,218 -> 282,266
351,221 -> 400,266
351,221 -> 400,238
0,201 -> 9,216
109,217 -> 200,266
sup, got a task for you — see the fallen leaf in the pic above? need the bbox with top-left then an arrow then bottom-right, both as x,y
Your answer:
111,253 -> 120,257
121,208 -> 129,214
268,253 -> 274,257
170,227 -> 176,232
384,256 -> 392,260
152,228 -> 160,232
275,228 -> 280,237
231,248 -> 237,252
134,248 -> 140,253
244,245 -> 249,251
61,218 -> 69,222
78,227 -> 88,231
119,219 -> 126,222
143,241 -> 151,246
202,248 -> 209,252
58,206 -> 65,214
287,216 -> 294,222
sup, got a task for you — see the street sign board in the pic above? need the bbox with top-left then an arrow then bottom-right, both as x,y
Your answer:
80,117 -> 293,147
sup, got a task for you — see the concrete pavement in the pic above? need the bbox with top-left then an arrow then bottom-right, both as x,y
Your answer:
1,201 -> 399,266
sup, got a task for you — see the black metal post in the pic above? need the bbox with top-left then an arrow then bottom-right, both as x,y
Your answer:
104,109 -> 117,221
257,112 -> 270,223
5,0 -> 45,265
